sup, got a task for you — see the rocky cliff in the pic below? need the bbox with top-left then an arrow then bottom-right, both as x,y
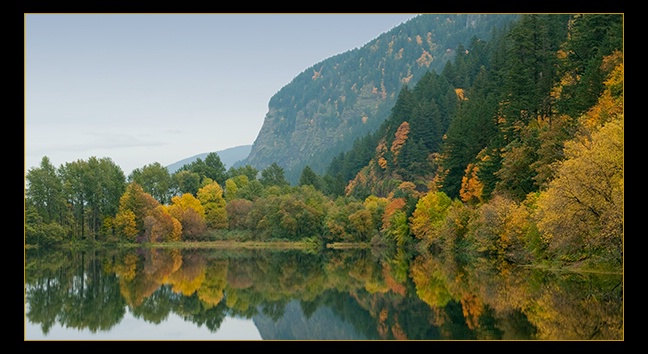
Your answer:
241,14 -> 517,183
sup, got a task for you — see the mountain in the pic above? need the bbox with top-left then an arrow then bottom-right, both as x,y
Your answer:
239,14 -> 518,183
252,300 -> 368,340
337,14 -> 623,202
166,144 -> 252,173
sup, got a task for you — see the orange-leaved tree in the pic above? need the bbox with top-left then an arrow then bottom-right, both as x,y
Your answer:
168,193 -> 207,240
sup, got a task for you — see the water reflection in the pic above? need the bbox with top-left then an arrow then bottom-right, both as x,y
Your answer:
25,310 -> 262,340
24,247 -> 623,340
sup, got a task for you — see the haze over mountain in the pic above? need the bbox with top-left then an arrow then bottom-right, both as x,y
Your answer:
166,144 -> 252,173
239,14 -> 518,183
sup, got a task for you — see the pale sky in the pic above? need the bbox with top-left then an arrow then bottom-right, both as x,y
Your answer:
24,13 -> 417,176
25,308 -> 262,340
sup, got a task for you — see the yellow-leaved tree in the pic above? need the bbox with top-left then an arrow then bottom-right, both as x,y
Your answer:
197,260 -> 229,308
390,121 -> 410,163
535,117 -> 623,263
535,52 -> 623,265
114,182 -> 160,240
410,191 -> 453,244
197,182 -> 228,229
459,163 -> 484,204
113,210 -> 138,241
168,193 -> 207,240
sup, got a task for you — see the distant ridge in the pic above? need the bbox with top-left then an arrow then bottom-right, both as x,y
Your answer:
166,144 -> 252,173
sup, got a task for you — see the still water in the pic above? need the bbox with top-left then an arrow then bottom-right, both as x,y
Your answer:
24,247 -> 623,340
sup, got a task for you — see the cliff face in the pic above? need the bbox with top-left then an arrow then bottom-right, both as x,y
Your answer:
241,14 -> 517,183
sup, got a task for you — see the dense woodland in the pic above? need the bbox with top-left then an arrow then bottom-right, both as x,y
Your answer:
25,14 -> 623,272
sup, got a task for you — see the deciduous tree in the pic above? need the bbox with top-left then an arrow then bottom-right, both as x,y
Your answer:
115,182 -> 160,239
26,156 -> 68,227
129,162 -> 172,204
168,193 -> 207,240
143,205 -> 182,242
197,182 -> 228,229
410,191 -> 453,243
535,118 -> 623,263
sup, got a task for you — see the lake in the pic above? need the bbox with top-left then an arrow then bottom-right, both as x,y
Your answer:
24,246 -> 623,340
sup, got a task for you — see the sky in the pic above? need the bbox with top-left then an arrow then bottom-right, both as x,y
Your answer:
24,13 -> 418,176
26,309 -> 262,340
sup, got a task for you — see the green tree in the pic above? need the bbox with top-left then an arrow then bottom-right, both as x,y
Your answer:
176,152 -> 227,187
224,179 -> 239,202
173,170 -> 202,196
347,209 -> 374,241
500,15 -> 567,126
247,185 -> 328,240
237,179 -> 265,201
260,163 -> 289,187
227,165 -> 259,181
25,156 -> 67,226
204,152 -> 227,185
298,165 -> 322,190
410,191 -> 453,244
59,159 -> 90,240
129,162 -> 172,204
556,14 -> 623,117
437,66 -> 499,199
83,157 -> 126,239
224,175 -> 250,201
25,205 -> 66,245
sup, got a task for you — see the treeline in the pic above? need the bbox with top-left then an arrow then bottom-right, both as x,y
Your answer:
25,14 -> 623,271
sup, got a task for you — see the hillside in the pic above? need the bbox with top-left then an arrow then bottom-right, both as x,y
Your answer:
166,144 -> 252,173
240,14 -> 518,183
335,14 -> 623,202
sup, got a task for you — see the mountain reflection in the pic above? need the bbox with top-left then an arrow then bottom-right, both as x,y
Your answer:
25,247 -> 623,340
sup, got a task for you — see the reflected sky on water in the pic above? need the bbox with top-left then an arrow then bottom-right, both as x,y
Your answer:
25,309 -> 262,340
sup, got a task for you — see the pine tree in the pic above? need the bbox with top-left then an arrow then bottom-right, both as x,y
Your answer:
260,163 -> 289,187
298,165 -> 322,190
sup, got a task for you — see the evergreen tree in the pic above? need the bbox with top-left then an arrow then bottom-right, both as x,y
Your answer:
437,66 -> 499,199
260,163 -> 289,187
204,152 -> 227,185
556,14 -> 623,118
176,152 -> 227,186
298,165 -> 322,190
227,164 -> 259,181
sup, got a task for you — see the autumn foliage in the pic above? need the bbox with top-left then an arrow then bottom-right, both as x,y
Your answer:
25,15 -> 622,274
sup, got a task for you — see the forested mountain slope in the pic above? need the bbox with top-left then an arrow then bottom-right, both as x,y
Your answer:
330,14 -> 623,204
240,14 -> 518,183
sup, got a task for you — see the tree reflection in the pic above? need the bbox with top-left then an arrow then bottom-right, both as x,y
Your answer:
25,246 -> 622,340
